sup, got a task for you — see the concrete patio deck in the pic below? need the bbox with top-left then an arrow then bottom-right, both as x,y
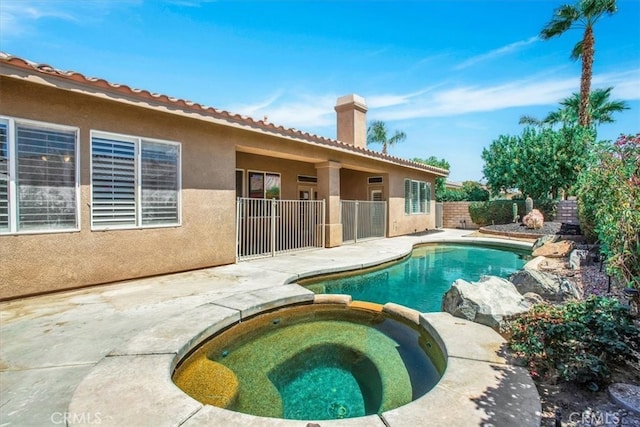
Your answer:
0,229 -> 540,426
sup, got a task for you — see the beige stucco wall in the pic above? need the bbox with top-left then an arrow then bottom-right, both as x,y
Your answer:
0,77 -> 237,299
340,169 -> 387,201
0,75 -> 443,299
387,168 -> 436,237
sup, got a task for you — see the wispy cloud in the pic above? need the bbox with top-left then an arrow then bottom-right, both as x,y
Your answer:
229,90 -> 284,117
376,68 -> 640,121
378,81 -> 552,120
250,68 -> 639,130
593,69 -> 640,100
368,85 -> 446,109
166,0 -> 217,7
0,0 -> 138,38
0,1 -> 75,37
231,92 -> 337,130
455,36 -> 539,70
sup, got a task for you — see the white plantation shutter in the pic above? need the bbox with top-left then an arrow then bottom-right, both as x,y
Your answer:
405,179 -> 430,214
425,183 -> 431,213
91,132 -> 180,229
91,136 -> 136,227
419,181 -> 427,213
411,180 -> 420,214
141,141 -> 179,225
404,179 -> 411,214
0,121 -> 8,231
16,123 -> 77,230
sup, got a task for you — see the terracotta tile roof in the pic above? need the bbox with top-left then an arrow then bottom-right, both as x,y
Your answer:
0,52 -> 448,177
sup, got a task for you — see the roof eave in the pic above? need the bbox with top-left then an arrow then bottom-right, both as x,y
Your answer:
0,54 -> 449,178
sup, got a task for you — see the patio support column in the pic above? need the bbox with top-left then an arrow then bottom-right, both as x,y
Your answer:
315,160 -> 342,248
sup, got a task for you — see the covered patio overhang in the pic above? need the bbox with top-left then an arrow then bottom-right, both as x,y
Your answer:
235,137 -> 445,248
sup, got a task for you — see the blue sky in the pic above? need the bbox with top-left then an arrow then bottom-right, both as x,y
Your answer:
1,0 -> 638,182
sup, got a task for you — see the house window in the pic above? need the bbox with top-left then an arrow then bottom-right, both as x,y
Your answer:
0,117 -> 79,234
404,179 -> 431,214
91,131 -> 180,229
236,169 -> 245,198
248,171 -> 280,199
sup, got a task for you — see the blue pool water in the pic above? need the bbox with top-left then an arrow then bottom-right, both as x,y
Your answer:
303,244 -> 529,313
174,304 -> 443,420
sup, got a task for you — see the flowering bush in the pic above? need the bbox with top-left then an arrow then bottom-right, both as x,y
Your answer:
576,133 -> 640,289
508,297 -> 639,388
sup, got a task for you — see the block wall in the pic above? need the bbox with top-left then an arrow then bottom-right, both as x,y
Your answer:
556,199 -> 579,225
442,202 -> 481,229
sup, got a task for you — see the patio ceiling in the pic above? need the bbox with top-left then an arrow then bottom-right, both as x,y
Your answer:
236,145 -> 389,174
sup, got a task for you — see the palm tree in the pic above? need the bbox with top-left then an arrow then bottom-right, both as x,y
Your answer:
540,0 -> 618,127
366,120 -> 407,155
559,87 -> 628,125
518,87 -> 628,127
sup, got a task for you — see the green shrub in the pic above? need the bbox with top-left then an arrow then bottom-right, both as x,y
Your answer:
534,198 -> 558,220
576,133 -> 640,288
469,200 -> 514,225
438,188 -> 467,202
508,297 -> 639,388
437,181 -> 489,202
468,199 -> 558,226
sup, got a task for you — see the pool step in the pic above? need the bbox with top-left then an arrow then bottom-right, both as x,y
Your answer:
173,358 -> 239,408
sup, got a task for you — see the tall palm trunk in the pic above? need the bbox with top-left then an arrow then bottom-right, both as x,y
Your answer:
579,26 -> 595,127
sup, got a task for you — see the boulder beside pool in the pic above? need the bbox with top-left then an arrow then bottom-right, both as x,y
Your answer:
441,276 -> 531,331
510,256 -> 582,301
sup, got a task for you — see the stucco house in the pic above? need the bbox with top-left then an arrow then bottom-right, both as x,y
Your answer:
0,53 -> 448,300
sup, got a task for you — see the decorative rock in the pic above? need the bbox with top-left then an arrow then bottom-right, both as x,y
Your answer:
569,249 -> 591,270
441,276 -> 531,331
523,209 -> 544,229
608,383 -> 640,415
510,257 -> 582,301
532,234 -> 560,251
522,292 -> 545,306
532,240 -> 576,258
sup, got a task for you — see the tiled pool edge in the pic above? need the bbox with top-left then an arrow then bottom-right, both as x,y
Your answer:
67,289 -> 541,426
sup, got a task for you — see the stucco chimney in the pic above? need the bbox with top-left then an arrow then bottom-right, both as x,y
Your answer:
335,94 -> 368,149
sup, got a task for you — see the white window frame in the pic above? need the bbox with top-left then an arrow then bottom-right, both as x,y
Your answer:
0,116 -> 80,235
90,130 -> 182,231
370,189 -> 383,202
404,178 -> 431,215
297,184 -> 317,200
247,169 -> 281,199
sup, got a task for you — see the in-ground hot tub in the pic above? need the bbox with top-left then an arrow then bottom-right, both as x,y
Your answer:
173,301 -> 445,421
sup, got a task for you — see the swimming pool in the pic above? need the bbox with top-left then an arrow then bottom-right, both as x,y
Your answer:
302,244 -> 529,313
